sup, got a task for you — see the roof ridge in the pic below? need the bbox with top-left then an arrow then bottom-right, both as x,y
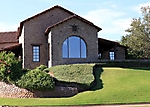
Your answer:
45,14 -> 102,35
21,5 -> 75,23
98,38 -> 119,44
17,5 -> 75,38
0,31 -> 17,34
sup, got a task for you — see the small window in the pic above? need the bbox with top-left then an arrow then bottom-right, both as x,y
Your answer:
33,46 -> 40,62
110,51 -> 115,60
72,25 -> 78,32
98,53 -> 101,59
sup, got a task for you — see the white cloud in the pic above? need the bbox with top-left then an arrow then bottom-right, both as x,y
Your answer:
0,22 -> 18,32
132,2 -> 150,14
140,2 -> 150,7
84,9 -> 125,23
82,8 -> 131,40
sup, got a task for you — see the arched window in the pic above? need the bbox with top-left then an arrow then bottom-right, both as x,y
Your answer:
62,36 -> 86,58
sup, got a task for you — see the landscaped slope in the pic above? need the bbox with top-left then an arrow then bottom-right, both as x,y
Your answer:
48,64 -> 103,91
1,67 -> 150,106
48,64 -> 95,86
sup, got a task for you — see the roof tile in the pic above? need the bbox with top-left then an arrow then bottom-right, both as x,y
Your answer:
0,31 -> 18,43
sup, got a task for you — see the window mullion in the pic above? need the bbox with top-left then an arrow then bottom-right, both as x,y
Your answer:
80,38 -> 81,58
67,38 -> 69,58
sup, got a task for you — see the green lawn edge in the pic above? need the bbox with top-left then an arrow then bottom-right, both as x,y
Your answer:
1,67 -> 150,106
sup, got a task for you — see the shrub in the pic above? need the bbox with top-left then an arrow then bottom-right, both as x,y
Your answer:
17,68 -> 55,91
0,51 -> 22,83
36,65 -> 47,71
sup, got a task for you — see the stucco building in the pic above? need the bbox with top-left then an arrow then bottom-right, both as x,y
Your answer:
0,5 -> 127,69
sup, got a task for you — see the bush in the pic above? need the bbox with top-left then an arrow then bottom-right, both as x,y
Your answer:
0,51 -> 22,83
36,65 -> 47,71
17,67 -> 55,91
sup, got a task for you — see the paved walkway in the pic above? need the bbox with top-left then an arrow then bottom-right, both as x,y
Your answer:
92,104 -> 150,107
1,103 -> 150,107
52,103 -> 150,107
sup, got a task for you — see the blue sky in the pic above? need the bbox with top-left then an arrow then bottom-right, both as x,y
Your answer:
0,0 -> 150,41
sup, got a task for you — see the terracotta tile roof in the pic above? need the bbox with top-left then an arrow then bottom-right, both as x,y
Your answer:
3,43 -> 21,51
98,38 -> 127,52
45,15 -> 102,35
0,31 -> 18,43
0,43 -> 20,51
17,5 -> 75,38
98,38 -> 119,45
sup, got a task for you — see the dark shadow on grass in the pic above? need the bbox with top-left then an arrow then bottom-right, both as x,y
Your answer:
54,78 -> 89,92
89,64 -> 104,91
54,64 -> 104,92
50,64 -> 104,98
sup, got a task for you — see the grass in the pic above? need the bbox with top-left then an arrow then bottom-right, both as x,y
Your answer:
48,64 -> 95,86
1,67 -> 150,106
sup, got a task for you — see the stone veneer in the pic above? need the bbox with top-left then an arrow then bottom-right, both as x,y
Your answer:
19,6 -> 100,69
0,82 -> 78,98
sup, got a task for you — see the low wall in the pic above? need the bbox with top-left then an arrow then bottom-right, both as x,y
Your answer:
0,82 -> 78,98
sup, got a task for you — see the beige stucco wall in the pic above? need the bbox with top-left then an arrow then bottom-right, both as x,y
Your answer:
21,8 -> 73,69
19,26 -> 25,68
49,18 -> 99,66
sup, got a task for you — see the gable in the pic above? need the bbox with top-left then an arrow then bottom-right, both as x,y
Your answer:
45,15 -> 102,35
17,5 -> 75,38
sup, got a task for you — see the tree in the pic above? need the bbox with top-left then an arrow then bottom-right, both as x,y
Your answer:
121,6 -> 150,59
0,51 -> 22,83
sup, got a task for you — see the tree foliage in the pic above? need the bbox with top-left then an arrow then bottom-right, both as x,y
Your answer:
0,51 -> 22,83
121,6 -> 150,59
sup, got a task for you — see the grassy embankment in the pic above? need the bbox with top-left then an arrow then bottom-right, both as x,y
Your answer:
0,64 -> 150,106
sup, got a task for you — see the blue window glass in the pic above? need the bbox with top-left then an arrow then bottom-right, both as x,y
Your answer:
33,46 -> 40,62
62,36 -> 86,58
69,36 -> 80,58
81,39 -> 86,58
62,40 -> 68,58
110,51 -> 115,60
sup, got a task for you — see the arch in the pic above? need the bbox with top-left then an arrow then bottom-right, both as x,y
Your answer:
62,36 -> 87,58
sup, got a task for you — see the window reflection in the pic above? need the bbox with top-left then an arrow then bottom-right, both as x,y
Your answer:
110,51 -> 115,60
33,46 -> 40,62
62,36 -> 86,58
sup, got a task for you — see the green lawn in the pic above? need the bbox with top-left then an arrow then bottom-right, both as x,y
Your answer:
1,67 -> 150,106
48,64 -> 95,86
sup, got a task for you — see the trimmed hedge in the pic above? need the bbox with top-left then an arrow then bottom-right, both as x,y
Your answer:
97,60 -> 150,67
17,66 -> 55,91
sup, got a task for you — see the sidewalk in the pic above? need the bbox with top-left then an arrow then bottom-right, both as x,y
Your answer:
52,103 -> 150,107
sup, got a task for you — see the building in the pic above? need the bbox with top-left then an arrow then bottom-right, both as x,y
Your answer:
0,5 -> 127,69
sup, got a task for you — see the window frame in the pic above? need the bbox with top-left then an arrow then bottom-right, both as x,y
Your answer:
32,45 -> 40,62
109,51 -> 115,60
62,36 -> 87,58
